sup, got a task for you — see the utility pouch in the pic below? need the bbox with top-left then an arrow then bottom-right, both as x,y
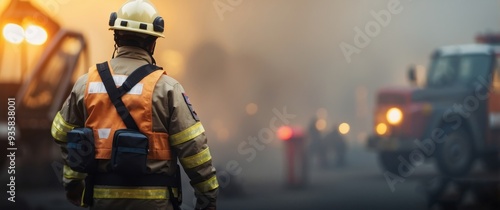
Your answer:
66,128 -> 96,173
111,129 -> 149,176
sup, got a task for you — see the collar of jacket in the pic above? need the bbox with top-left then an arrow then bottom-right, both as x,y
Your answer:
115,46 -> 153,64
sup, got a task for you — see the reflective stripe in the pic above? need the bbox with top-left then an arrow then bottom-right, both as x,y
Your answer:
93,188 -> 171,199
169,122 -> 205,146
97,128 -> 111,139
63,165 -> 86,180
80,187 -> 86,207
88,81 -> 144,95
180,147 -> 212,169
194,175 -> 219,193
51,112 -> 77,142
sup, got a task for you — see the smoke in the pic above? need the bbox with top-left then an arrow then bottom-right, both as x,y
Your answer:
42,0 -> 500,158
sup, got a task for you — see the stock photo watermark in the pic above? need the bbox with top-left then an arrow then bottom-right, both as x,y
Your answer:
51,106 -> 296,208
384,75 -> 492,192
216,107 -> 296,187
340,0 -> 419,63
213,0 -> 244,21
6,98 -> 17,203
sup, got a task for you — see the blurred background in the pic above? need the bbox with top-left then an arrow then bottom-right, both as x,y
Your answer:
1,0 -> 499,209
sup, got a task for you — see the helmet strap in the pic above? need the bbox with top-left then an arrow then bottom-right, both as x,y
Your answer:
112,44 -> 118,59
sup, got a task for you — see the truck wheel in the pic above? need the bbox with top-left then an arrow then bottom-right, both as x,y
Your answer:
378,152 -> 407,174
435,131 -> 475,177
481,152 -> 499,172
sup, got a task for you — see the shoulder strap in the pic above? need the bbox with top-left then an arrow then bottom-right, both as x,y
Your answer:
96,61 -> 161,130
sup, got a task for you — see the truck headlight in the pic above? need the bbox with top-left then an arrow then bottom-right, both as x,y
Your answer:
376,123 -> 388,135
386,107 -> 403,125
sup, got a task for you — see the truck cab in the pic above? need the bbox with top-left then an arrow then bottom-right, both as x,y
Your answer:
367,44 -> 500,177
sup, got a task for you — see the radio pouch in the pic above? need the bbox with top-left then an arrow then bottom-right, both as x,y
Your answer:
111,129 -> 149,176
66,128 -> 96,173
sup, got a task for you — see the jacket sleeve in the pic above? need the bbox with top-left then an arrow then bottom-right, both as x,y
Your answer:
167,83 -> 218,210
51,74 -> 88,188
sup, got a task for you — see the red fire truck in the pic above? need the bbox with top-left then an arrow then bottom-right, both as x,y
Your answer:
367,38 -> 500,177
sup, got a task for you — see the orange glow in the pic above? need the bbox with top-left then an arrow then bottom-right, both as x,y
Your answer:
245,103 -> 258,115
376,123 -> 388,135
315,119 -> 327,131
277,126 -> 293,141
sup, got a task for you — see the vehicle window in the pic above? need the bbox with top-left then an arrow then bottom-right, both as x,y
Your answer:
427,55 -> 492,87
458,55 -> 491,84
427,56 -> 458,87
21,48 -> 65,108
21,36 -> 85,109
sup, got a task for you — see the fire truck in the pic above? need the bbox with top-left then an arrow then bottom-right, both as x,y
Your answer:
0,0 -> 88,183
367,36 -> 500,177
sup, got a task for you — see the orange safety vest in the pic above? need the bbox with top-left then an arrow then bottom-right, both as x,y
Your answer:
84,62 -> 171,160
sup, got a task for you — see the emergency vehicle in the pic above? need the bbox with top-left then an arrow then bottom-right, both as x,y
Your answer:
367,39 -> 500,176
0,0 -> 88,178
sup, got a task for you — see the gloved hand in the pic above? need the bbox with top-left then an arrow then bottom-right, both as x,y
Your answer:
65,180 -> 86,207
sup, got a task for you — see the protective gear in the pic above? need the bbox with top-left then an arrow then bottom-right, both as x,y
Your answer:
52,46 -> 218,210
109,0 -> 165,38
84,62 -> 171,160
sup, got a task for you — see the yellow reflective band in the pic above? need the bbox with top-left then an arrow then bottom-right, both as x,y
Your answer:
170,122 -> 205,146
63,165 -> 87,180
93,188 -> 169,200
51,128 -> 68,142
194,175 -> 219,193
80,187 -> 86,207
180,147 -> 212,169
51,112 -> 77,142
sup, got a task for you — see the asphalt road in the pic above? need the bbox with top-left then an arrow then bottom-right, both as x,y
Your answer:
215,143 -> 500,210
2,144 -> 499,210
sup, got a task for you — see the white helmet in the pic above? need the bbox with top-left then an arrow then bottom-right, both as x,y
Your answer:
109,0 -> 165,38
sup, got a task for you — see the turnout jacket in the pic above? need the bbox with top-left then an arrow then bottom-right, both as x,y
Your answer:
51,46 -> 218,210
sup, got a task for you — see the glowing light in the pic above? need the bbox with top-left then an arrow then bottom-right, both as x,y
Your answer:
376,123 -> 388,135
277,126 -> 293,141
315,119 -> 327,131
24,25 -> 48,45
386,107 -> 403,125
338,123 -> 350,135
3,23 -> 24,44
245,103 -> 258,116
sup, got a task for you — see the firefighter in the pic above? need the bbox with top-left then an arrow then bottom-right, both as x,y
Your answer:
308,117 -> 328,169
325,124 -> 347,167
50,1 -> 218,209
